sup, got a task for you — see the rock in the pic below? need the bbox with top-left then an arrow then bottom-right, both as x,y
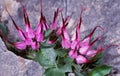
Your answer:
0,38 -> 44,76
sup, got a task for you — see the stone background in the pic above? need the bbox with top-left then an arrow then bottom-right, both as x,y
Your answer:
0,0 -> 120,76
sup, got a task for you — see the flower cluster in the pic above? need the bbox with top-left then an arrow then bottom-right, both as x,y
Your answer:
58,9 -> 105,64
1,1 -> 113,76
6,3 -> 61,50
6,2 -> 105,64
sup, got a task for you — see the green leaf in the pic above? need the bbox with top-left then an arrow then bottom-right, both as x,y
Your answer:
0,23 -> 8,36
74,70 -> 87,76
59,63 -> 72,73
44,29 -> 53,38
55,48 -> 67,57
72,63 -> 82,72
93,52 -> 103,66
36,48 -> 57,68
41,40 -> 56,48
94,52 -> 103,61
89,65 -> 112,76
44,68 -> 65,76
64,56 -> 74,63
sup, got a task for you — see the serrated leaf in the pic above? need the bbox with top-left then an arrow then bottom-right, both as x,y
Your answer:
44,68 -> 65,76
89,65 -> 112,76
36,48 -> 57,68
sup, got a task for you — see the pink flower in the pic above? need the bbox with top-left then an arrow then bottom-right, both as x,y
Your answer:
68,8 -> 104,64
86,50 -> 97,57
79,45 -> 89,55
6,2 -> 45,50
14,41 -> 27,50
61,27 -> 71,49
76,55 -> 89,64
69,49 -> 78,59
50,8 -> 62,30
71,8 -> 83,50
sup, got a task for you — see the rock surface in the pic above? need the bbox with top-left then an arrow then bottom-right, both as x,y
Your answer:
0,0 -> 120,76
0,38 -> 44,76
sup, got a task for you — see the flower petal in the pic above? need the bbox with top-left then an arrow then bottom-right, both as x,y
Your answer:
76,55 -> 88,64
6,8 -> 26,40
31,42 -> 40,50
62,28 -> 70,40
69,49 -> 78,59
14,41 -> 26,50
35,33 -> 44,42
51,8 -> 60,30
71,40 -> 80,50
81,37 -> 90,46
25,38 -> 33,45
25,27 -> 35,38
86,50 -> 97,57
56,27 -> 62,36
61,37 -> 71,49
18,29 -> 26,40
79,45 -> 89,55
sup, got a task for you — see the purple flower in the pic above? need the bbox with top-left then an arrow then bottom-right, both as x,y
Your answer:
50,8 -> 62,30
6,2 -> 45,50
76,55 -> 89,64
69,49 -> 78,59
68,8 -> 105,64
61,27 -> 71,49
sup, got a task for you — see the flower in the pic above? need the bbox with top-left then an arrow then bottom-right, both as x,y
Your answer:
50,8 -> 62,30
60,15 -> 71,49
76,55 -> 89,64
68,8 -> 104,64
6,2 -> 45,50
61,27 -> 71,49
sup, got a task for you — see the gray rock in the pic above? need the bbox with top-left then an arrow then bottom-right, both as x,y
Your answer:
0,38 -> 44,76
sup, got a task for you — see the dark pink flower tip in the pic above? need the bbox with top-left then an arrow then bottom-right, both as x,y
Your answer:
89,36 -> 101,46
76,55 -> 89,64
88,26 -> 104,38
23,8 -> 30,28
74,7 -> 85,40
51,8 -> 62,30
20,0 -> 31,27
5,6 -> 28,41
